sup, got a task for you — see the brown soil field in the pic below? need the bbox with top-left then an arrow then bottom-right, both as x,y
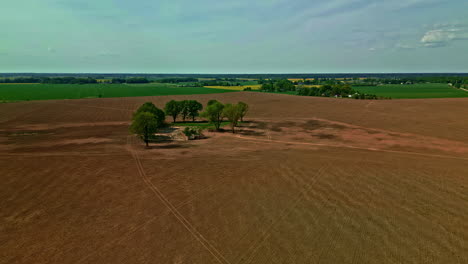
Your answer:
1,92 -> 467,264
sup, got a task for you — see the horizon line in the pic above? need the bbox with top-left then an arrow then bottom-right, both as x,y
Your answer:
1,72 -> 468,75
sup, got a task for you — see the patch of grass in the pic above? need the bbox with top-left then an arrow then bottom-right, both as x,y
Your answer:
353,83 -> 468,99
172,121 -> 231,129
0,83 -> 234,101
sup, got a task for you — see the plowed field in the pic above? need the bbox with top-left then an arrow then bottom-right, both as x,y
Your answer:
1,92 -> 467,263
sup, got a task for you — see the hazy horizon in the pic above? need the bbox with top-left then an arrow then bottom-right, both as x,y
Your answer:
2,0 -> 468,73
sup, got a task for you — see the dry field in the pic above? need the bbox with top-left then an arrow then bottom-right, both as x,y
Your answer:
1,92 -> 467,264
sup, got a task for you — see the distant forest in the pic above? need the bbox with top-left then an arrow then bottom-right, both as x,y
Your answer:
1,73 -> 468,79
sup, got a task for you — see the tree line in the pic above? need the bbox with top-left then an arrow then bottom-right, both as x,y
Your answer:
0,77 -> 152,84
154,77 -> 199,83
130,100 -> 249,147
0,77 -> 98,84
260,79 -> 295,92
258,79 -> 384,99
111,77 -> 150,84
297,84 -> 388,99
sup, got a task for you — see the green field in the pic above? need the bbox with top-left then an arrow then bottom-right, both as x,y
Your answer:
0,83 -> 234,102
353,83 -> 468,99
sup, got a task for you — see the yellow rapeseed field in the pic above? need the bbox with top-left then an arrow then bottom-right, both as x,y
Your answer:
301,85 -> 321,88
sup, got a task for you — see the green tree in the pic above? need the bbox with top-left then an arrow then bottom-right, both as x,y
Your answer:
237,101 -> 249,122
186,100 -> 203,121
180,100 -> 190,122
207,99 -> 220,106
201,101 -> 224,130
164,100 -> 182,123
222,103 -> 242,133
274,79 -> 295,92
135,102 -> 165,125
130,112 -> 158,147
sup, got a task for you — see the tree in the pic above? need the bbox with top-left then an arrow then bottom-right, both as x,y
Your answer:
222,104 -> 242,133
164,100 -> 182,123
273,79 -> 295,92
207,99 -> 219,106
186,100 -> 203,121
135,102 -> 165,126
237,101 -> 249,122
180,100 -> 189,122
201,101 -> 224,130
130,112 -> 158,147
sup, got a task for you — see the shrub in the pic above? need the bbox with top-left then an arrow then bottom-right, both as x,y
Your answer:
183,127 -> 204,140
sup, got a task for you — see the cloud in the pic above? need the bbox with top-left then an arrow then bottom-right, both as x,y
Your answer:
395,43 -> 415,50
96,50 -> 119,58
421,26 -> 468,47
312,0 -> 374,18
392,0 -> 444,10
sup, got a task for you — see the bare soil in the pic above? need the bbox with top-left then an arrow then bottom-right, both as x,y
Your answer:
1,92 -> 467,264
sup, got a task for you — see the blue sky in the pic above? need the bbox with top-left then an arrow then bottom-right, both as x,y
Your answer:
1,0 -> 467,73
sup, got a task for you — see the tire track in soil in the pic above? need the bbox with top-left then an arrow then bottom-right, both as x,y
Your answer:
237,194 -> 303,264
74,149 -> 237,263
50,101 -> 133,112
235,162 -> 328,264
280,162 -> 338,263
125,135 -> 232,264
73,179 -> 227,264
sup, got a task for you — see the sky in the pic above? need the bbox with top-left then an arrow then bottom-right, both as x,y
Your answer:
1,0 -> 468,73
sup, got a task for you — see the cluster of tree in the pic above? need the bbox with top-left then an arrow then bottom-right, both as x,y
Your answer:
200,100 -> 249,133
164,100 -> 204,122
452,82 -> 467,89
155,77 -> 199,83
112,77 -> 150,84
0,76 -> 153,84
297,84 -> 353,97
292,79 -> 342,86
130,102 -> 166,147
0,77 -> 98,84
42,77 -> 98,84
165,80 -> 247,87
297,84 -> 385,99
351,93 -> 388,99
260,79 -> 295,92
350,77 -> 468,86
200,80 -> 242,86
0,77 -> 42,83
130,100 -> 250,146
